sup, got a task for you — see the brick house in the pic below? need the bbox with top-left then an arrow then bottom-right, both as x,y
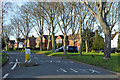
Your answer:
36,35 -> 52,50
55,35 -> 69,48
68,34 -> 80,50
8,40 -> 15,48
27,35 -> 36,48
14,36 -> 36,48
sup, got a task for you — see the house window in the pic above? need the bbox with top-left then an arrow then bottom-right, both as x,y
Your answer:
56,39 -> 62,43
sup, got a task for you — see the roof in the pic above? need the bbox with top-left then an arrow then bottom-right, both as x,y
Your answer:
43,35 -> 48,40
111,32 -> 119,40
55,36 -> 58,40
29,37 -> 36,41
68,34 -> 80,40
9,40 -> 15,44
58,35 -> 68,39
20,38 -> 25,42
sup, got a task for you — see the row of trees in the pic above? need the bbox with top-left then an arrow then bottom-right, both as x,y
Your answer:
2,1 -> 119,59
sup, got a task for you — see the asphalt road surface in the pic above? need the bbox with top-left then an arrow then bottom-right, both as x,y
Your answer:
1,51 -> 119,80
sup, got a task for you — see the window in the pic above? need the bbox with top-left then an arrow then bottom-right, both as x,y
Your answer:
56,39 -> 62,43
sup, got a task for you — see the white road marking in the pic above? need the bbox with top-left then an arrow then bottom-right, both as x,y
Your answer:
2,73 -> 9,79
9,62 -> 14,64
34,57 -> 38,59
56,61 -> 61,63
88,69 -> 100,73
50,61 -> 53,62
16,59 -> 18,62
70,68 -> 78,72
60,68 -> 67,72
11,59 -> 18,70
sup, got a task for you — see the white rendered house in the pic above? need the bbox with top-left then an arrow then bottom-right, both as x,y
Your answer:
111,31 -> 119,48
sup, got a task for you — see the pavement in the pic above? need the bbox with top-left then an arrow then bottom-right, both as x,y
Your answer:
1,51 -> 119,80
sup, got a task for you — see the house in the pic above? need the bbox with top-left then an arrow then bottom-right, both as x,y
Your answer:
111,31 -> 119,49
68,34 -> 80,50
36,35 -> 52,50
68,30 -> 97,50
55,35 -> 69,48
27,35 -> 36,48
14,38 -> 25,48
8,40 -> 15,48
14,35 -> 36,48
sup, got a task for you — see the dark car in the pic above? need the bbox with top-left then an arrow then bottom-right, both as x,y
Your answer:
55,46 -> 78,53
111,48 -> 116,53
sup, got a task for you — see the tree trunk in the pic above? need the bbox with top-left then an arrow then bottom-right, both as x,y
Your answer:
47,36 -> 50,51
51,20 -> 55,53
24,36 -> 27,49
25,39 -> 27,49
104,29 -> 111,59
39,36 -> 42,51
52,33 -> 55,53
6,44 -> 8,50
97,17 -> 111,59
63,35 -> 67,55
85,40 -> 88,53
16,39 -> 19,49
79,23 -> 82,56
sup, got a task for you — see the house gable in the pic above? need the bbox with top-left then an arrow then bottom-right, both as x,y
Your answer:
111,32 -> 119,48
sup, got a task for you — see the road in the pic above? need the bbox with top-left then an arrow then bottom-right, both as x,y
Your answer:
1,51 -> 119,80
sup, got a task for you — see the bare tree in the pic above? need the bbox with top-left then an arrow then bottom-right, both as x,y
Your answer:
10,17 -> 21,48
75,3 -> 88,55
38,2 -> 58,52
1,2 -> 13,50
18,5 -> 33,49
69,4 -> 79,46
2,25 -> 12,50
83,16 -> 95,53
81,1 -> 118,59
57,2 -> 72,54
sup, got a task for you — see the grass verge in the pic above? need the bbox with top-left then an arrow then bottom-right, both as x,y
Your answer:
48,52 -> 120,72
1,53 -> 8,65
5,50 -> 52,54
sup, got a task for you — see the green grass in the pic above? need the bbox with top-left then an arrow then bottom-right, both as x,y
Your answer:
48,52 -> 120,72
5,50 -> 52,54
6,49 -> 25,52
0,53 -> 8,65
31,50 -> 52,54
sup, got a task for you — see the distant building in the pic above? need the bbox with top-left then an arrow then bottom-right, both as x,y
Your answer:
111,30 -> 119,49
27,35 -> 36,48
8,40 -> 15,48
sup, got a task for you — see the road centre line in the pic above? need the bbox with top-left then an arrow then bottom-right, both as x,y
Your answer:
70,68 -> 78,72
2,73 -> 9,79
60,68 -> 67,72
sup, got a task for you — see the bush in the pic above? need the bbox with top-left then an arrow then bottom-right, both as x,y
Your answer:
35,47 -> 40,50
8,48 -> 13,50
116,49 -> 120,53
91,50 -> 95,53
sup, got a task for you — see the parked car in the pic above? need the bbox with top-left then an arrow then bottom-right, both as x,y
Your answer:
55,46 -> 78,53
111,48 -> 116,53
